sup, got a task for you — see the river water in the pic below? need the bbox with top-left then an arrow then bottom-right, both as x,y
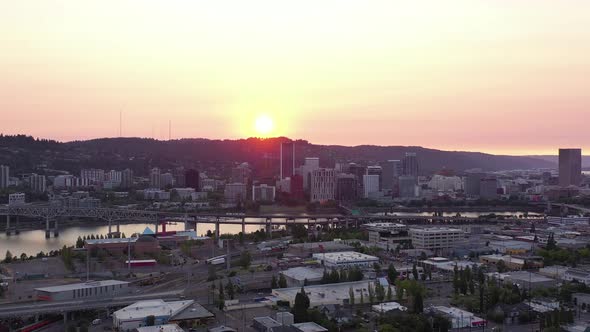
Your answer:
0,211 -> 540,257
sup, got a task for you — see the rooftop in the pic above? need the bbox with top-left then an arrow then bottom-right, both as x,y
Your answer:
35,280 -> 129,293
85,237 -> 138,245
312,251 -> 378,263
113,300 -> 193,320
253,317 -> 281,328
292,322 -> 328,332
280,267 -> 324,282
136,325 -> 184,332
409,227 -> 464,233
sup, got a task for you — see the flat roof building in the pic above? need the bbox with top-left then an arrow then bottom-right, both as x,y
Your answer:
35,280 -> 130,302
431,306 -> 486,329
312,251 -> 379,268
279,267 -> 324,287
409,227 -> 465,252
272,280 -> 390,307
488,271 -> 555,289
113,300 -> 213,332
292,322 -> 328,332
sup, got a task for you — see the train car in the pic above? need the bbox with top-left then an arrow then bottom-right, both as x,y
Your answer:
125,259 -> 157,267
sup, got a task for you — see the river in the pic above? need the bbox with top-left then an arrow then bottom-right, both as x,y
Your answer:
0,211 -> 541,257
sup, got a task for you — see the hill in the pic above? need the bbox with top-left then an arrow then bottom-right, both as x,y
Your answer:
0,135 -> 556,175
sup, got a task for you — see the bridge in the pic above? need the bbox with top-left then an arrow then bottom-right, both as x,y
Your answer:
0,204 -> 545,239
0,290 -> 183,319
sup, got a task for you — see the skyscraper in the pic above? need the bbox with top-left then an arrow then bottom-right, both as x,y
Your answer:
363,174 -> 380,198
149,168 -> 161,189
0,165 -> 9,189
28,173 -> 46,193
559,148 -> 582,187
311,168 -> 336,202
300,157 -> 319,191
366,165 -> 383,191
335,174 -> 357,201
402,152 -> 419,177
380,160 -> 402,190
185,169 -> 200,190
280,141 -> 295,179
121,168 -> 134,188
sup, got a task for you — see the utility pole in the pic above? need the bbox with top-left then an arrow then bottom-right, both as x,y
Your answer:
128,237 -> 132,274
86,248 -> 90,281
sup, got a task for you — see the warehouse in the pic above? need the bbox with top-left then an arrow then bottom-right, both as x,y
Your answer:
312,251 -> 379,268
489,271 -> 556,289
113,299 -> 213,332
279,267 -> 323,287
35,280 -> 130,301
431,306 -> 486,329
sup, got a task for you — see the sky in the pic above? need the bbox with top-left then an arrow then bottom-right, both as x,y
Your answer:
1,1 -> 589,155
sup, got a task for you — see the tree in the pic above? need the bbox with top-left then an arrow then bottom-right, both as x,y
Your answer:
20,253 -> 27,261
546,233 -> 557,250
496,260 -> 507,273
373,262 -> 381,273
412,263 -> 419,280
386,286 -> 393,301
76,236 -> 84,248
292,287 -> 310,323
271,275 -> 278,289
387,264 -> 398,284
368,283 -> 375,304
349,286 -> 355,305
146,315 -> 156,326
4,250 -> 12,263
453,265 -> 460,295
413,292 -> 424,313
240,251 -> 252,269
375,282 -> 385,302
226,279 -> 235,300
207,264 -> 217,281
279,274 -> 287,288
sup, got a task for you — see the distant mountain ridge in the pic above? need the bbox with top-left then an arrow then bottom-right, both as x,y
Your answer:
0,135 -> 556,174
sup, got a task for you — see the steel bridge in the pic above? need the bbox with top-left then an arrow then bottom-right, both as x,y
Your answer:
0,204 -> 545,238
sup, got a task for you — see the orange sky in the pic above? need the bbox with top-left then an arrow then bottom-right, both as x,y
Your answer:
1,1 -> 589,155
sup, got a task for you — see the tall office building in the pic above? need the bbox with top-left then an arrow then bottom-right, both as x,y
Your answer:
29,173 -> 46,193
231,163 -> 251,184
380,160 -> 402,190
300,157 -> 320,191
480,177 -> 498,199
160,173 -> 174,188
311,168 -> 336,202
280,141 -> 295,179
149,168 -> 161,189
363,174 -> 380,198
121,169 -> 134,188
185,169 -> 200,190
402,152 -> 419,177
465,172 -> 484,197
366,166 -> 383,191
0,165 -> 9,189
80,168 -> 105,185
336,174 -> 357,201
559,148 -> 582,187
399,176 -> 418,198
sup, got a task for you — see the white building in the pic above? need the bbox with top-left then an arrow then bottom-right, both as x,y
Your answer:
160,173 -> 174,188
29,173 -> 46,193
142,189 -> 171,200
272,280 -> 385,307
409,227 -> 465,251
312,251 -> 379,268
363,174 -> 380,198
372,302 -> 407,313
8,193 -> 25,206
431,306 -> 486,329
80,168 -> 105,186
300,157 -> 320,191
279,267 -> 324,287
173,188 -> 196,200
0,165 -> 9,188
311,168 -> 336,202
150,168 -> 161,189
113,300 -> 196,331
428,174 -> 463,192
53,174 -> 78,188
252,184 -> 276,202
224,183 -> 247,203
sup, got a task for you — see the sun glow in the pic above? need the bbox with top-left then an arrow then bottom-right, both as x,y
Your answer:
254,115 -> 274,136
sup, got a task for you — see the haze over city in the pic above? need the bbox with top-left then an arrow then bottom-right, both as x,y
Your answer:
2,1 -> 590,154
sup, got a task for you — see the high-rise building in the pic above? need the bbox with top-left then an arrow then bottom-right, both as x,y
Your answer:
121,169 -> 134,188
0,165 -> 9,189
366,166 -> 383,191
399,176 -> 418,198
363,174 -> 380,198
336,174 -> 357,201
311,168 -> 336,202
380,160 -> 402,190
409,227 -> 465,251
290,174 -> 304,200
231,163 -> 251,184
80,169 -> 105,185
559,148 -> 582,187
29,173 -> 46,193
300,157 -> 320,191
348,163 -> 367,198
402,152 -> 419,177
160,173 -> 174,188
224,183 -> 247,203
149,168 -> 161,188
280,142 -> 295,179
185,169 -> 200,190
480,177 -> 498,199
465,172 -> 484,197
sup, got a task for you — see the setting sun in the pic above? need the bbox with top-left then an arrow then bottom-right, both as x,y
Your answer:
254,115 -> 274,136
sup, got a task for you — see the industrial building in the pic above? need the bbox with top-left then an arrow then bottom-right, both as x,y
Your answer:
35,280 -> 131,301
488,240 -> 533,255
479,254 -> 525,270
489,271 -> 556,289
364,223 -> 410,250
372,302 -> 407,313
279,267 -> 324,287
312,251 -> 379,268
113,300 -> 213,331
272,280 -> 388,307
430,306 -> 486,329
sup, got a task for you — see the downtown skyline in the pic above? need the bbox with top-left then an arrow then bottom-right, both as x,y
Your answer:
1,1 -> 590,155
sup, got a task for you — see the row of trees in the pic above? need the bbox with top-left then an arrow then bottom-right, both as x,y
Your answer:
320,267 -> 364,284
75,233 -> 127,248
